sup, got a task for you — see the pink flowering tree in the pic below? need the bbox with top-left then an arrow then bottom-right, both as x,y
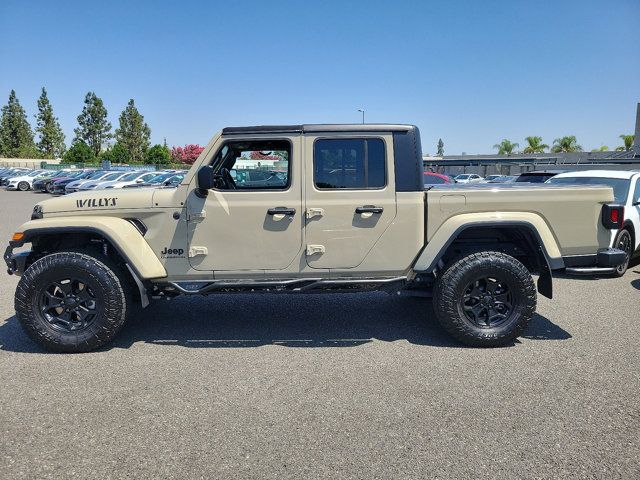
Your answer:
171,144 -> 205,165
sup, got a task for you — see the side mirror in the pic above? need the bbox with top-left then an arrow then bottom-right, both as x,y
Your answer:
633,198 -> 640,206
196,165 -> 215,197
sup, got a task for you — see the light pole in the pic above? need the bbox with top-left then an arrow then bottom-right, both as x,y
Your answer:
357,108 -> 365,124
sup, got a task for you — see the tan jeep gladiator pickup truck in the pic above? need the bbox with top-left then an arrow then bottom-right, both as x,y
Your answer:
4,124 -> 626,352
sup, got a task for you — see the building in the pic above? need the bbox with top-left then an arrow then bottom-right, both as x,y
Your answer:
425,103 -> 640,176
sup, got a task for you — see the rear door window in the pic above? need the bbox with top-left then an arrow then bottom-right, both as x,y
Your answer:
314,138 -> 385,189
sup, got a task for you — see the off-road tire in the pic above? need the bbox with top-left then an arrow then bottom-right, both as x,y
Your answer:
15,250 -> 132,353
433,251 -> 536,347
612,229 -> 632,277
18,181 -> 29,191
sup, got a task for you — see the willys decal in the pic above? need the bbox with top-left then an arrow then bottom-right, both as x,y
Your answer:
76,198 -> 118,208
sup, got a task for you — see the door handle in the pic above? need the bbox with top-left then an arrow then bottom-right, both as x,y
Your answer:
355,205 -> 384,214
267,207 -> 296,216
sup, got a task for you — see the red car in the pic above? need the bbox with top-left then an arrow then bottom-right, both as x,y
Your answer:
423,172 -> 452,186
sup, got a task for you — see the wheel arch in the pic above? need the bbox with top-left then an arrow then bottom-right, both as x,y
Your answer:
413,219 -> 560,299
10,217 -> 166,281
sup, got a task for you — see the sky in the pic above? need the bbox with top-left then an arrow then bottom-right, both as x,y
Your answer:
1,0 -> 639,155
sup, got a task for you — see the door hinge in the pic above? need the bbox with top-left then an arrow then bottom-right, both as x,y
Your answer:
306,208 -> 325,219
188,246 -> 208,258
188,211 -> 206,222
306,244 -> 326,255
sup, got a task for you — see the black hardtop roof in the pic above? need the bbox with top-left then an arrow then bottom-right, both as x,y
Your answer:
222,124 -> 416,135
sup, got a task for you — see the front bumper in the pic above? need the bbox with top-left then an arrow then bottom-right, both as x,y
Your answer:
4,243 -> 30,276
564,247 -> 627,275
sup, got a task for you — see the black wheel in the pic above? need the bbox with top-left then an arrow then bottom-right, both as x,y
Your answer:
612,229 -> 632,277
433,251 -> 536,347
45,182 -> 54,193
15,251 -> 132,352
18,181 -> 29,191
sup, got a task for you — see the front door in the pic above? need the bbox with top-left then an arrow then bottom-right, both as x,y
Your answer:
304,134 -> 397,269
187,136 -> 302,272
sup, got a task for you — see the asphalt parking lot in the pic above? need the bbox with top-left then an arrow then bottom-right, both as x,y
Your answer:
0,188 -> 638,479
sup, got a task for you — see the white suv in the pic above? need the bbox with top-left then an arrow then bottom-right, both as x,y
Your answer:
547,170 -> 640,276
454,173 -> 484,183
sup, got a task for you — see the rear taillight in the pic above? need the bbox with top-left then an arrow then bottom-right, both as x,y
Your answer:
601,204 -> 624,229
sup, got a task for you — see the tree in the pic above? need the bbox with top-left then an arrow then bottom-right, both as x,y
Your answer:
74,92 -> 112,157
493,139 -> 519,155
0,90 -> 36,157
100,142 -> 130,164
551,136 -> 582,153
522,136 -> 548,154
616,134 -> 634,152
436,138 -> 444,156
145,144 -> 171,165
591,146 -> 610,152
171,144 -> 204,165
115,99 -> 151,163
63,140 -> 95,164
35,87 -> 66,158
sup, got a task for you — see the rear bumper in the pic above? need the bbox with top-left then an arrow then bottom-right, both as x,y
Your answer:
564,248 -> 627,275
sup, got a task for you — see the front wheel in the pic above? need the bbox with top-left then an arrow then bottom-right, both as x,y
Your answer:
15,251 -> 131,352
18,181 -> 29,191
433,251 -> 536,347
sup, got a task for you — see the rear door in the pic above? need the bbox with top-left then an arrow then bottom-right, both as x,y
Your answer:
303,134 -> 397,269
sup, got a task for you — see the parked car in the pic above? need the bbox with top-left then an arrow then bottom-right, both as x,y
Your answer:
123,172 -> 187,189
5,170 -> 47,191
486,175 -> 517,183
0,167 -> 31,185
481,174 -> 503,182
454,173 -> 483,183
423,172 -> 453,186
35,170 -> 82,193
547,169 -> 640,276
77,171 -> 132,191
515,170 -> 566,183
51,170 -> 96,195
102,171 -> 158,189
65,170 -> 112,194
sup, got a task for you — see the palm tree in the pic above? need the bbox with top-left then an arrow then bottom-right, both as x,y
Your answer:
551,136 -> 582,153
615,134 -> 634,151
591,145 -> 609,152
493,139 -> 519,155
522,136 -> 548,153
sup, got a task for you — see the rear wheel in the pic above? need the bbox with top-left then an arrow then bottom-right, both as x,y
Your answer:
15,251 -> 131,352
433,251 -> 536,347
18,181 -> 29,191
612,229 -> 632,277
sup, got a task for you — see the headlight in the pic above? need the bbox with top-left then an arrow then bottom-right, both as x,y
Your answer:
31,205 -> 43,220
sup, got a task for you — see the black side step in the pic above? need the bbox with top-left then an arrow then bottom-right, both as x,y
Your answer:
162,276 -> 407,295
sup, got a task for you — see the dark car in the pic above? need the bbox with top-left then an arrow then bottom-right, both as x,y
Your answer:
50,170 -> 96,195
514,170 -> 567,183
37,170 -> 83,193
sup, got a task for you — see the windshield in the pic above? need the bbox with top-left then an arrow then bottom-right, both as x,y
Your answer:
101,172 -> 124,181
547,176 -> 631,203
120,172 -> 142,181
455,174 -> 470,179
148,173 -> 172,183
87,171 -> 107,179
